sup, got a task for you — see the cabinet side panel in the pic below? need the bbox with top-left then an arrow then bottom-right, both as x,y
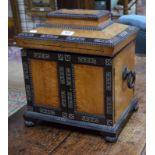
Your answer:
74,64 -> 104,115
113,42 -> 135,122
30,59 -> 60,108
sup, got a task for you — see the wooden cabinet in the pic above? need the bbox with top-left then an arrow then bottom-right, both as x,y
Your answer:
16,9 -> 139,142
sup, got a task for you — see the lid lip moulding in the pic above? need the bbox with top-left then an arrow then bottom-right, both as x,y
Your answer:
36,20 -> 114,31
47,9 -> 110,19
16,26 -> 139,48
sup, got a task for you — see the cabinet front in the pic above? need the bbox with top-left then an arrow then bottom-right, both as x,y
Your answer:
22,49 -> 113,125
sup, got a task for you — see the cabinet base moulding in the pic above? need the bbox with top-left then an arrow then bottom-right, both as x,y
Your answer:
24,98 -> 138,143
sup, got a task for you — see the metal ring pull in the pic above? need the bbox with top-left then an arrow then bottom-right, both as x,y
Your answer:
122,67 -> 136,89
127,71 -> 136,88
122,67 -> 129,80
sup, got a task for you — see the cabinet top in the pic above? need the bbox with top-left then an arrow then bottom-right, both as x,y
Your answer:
46,9 -> 110,28
16,9 -> 138,57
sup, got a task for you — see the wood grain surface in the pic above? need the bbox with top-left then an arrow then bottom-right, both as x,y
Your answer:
113,41 -> 135,122
47,16 -> 110,27
54,9 -> 101,15
36,23 -> 129,40
16,38 -> 111,56
31,59 -> 59,108
47,9 -> 110,27
16,23 -> 137,57
74,64 -> 104,115
8,56 -> 146,155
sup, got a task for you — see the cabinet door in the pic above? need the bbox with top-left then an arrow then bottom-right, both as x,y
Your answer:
30,59 -> 60,108
22,49 -> 67,118
65,54 -> 113,125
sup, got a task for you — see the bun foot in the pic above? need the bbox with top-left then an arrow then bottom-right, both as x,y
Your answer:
133,105 -> 139,112
24,120 -> 36,127
104,135 -> 118,143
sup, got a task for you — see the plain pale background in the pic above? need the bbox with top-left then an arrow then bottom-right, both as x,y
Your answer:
0,0 -> 153,154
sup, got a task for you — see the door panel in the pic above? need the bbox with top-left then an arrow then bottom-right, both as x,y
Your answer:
74,64 -> 104,115
66,54 -> 109,125
30,59 -> 60,108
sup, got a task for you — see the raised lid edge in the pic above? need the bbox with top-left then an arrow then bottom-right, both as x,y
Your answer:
16,26 -> 139,48
36,21 -> 113,31
48,9 -> 110,19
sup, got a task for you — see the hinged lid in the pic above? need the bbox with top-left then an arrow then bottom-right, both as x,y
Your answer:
16,9 -> 138,57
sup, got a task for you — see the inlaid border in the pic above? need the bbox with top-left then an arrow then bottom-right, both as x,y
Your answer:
63,53 -> 113,125
47,10 -> 110,19
104,64 -> 113,126
22,49 -> 68,118
22,49 -> 34,106
36,21 -> 113,31
17,26 -> 139,47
